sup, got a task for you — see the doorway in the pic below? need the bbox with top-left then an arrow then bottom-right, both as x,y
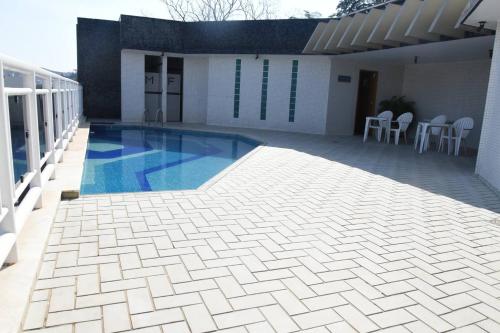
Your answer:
354,70 -> 378,135
145,55 -> 163,123
167,57 -> 183,122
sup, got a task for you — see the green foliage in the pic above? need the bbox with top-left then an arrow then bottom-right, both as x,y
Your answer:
334,0 -> 385,17
378,96 -> 416,119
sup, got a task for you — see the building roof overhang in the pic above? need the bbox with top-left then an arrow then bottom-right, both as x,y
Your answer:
303,0 -> 492,55
460,0 -> 500,30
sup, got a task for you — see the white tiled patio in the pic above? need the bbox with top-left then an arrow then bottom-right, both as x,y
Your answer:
22,127 -> 500,333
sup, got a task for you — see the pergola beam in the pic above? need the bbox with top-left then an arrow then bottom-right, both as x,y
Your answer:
313,20 -> 339,52
429,0 -> 468,38
325,16 -> 353,53
338,13 -> 368,51
406,0 -> 444,41
368,4 -> 401,47
385,0 -> 421,44
352,9 -> 384,49
303,22 -> 327,53
302,0 -> 488,55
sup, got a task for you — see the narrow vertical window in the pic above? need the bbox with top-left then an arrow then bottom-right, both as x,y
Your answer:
289,60 -> 299,122
260,59 -> 269,120
233,59 -> 241,118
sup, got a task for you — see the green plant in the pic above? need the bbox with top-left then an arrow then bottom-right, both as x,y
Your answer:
378,96 -> 416,119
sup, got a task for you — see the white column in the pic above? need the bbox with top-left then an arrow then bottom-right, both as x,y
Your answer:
121,51 -> 145,122
0,61 -> 18,263
162,55 -> 168,124
476,21 -> 500,192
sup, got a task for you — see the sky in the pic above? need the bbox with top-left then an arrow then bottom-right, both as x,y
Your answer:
0,0 -> 339,72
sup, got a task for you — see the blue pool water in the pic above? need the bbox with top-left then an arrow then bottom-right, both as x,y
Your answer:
81,125 -> 260,194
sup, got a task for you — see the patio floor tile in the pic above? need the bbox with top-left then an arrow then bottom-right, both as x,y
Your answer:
20,130 -> 500,332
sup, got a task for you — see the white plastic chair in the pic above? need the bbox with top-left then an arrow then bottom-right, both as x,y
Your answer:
439,117 -> 474,156
144,108 -> 163,124
390,112 -> 413,145
367,111 -> 393,142
424,115 -> 447,151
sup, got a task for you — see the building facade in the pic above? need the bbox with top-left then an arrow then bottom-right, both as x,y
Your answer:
77,16 -> 331,134
77,0 -> 500,192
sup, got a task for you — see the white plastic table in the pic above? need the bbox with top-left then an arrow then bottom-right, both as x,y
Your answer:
414,121 -> 452,154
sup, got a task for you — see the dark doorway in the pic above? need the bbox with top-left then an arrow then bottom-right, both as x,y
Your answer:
354,70 -> 378,135
145,55 -> 162,122
167,57 -> 184,122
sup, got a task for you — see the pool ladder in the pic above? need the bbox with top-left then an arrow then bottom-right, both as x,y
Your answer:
144,108 -> 164,127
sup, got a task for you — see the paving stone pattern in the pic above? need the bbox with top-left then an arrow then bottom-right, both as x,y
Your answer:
22,131 -> 500,332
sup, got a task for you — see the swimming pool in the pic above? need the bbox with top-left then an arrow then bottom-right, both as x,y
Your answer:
81,125 -> 260,194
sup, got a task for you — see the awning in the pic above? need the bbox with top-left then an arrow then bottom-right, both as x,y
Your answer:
303,0 -> 491,55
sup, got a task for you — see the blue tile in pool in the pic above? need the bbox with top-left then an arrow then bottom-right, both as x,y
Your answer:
81,125 -> 260,194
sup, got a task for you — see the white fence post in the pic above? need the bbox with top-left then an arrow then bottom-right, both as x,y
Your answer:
68,85 -> 73,133
0,61 -> 19,264
44,77 -> 56,180
55,79 -> 63,151
23,72 -> 43,208
162,55 -> 168,124
63,81 -> 69,140
79,86 -> 83,117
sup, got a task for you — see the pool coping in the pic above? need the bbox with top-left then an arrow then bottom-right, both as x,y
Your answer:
80,121 -> 269,197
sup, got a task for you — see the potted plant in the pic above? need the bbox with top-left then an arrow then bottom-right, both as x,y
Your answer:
378,96 -> 416,119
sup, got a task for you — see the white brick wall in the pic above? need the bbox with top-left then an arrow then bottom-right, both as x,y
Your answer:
325,60 -> 405,135
206,55 -> 332,135
402,60 -> 491,148
119,51 -> 332,134
476,23 -> 500,192
121,50 -> 145,123
183,56 -> 208,124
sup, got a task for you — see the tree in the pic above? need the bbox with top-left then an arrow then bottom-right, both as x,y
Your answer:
304,10 -> 322,19
334,0 -> 385,17
159,0 -> 276,21
241,0 -> 275,20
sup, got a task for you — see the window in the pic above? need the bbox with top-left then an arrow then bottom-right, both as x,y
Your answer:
260,59 -> 269,120
289,60 -> 298,122
233,59 -> 241,118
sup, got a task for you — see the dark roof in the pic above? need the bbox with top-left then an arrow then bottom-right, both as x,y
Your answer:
78,15 -> 327,55
77,18 -> 122,119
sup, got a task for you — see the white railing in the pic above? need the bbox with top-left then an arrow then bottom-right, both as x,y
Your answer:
0,53 -> 82,267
